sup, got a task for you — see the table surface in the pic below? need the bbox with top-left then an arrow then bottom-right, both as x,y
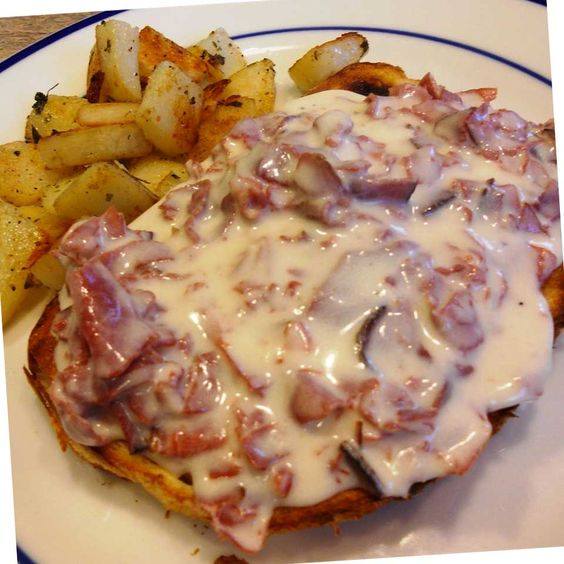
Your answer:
0,13 -> 96,62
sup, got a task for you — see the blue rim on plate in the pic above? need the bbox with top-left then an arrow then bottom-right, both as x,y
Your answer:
5,4 -> 549,563
16,547 -> 33,564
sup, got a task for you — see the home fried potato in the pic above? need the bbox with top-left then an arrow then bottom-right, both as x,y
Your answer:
190,95 -> 257,162
0,200 -> 47,324
220,59 -> 276,115
0,142 -> 74,206
289,32 -> 369,92
127,154 -> 189,195
201,78 -> 230,121
25,95 -> 88,142
44,162 -> 157,222
138,26 -> 220,86
41,178 -> 73,215
17,205 -> 71,243
194,27 -> 246,78
1,271 -> 29,325
95,19 -> 142,102
136,61 -> 203,156
308,62 -> 412,95
86,46 -> 106,103
154,171 -> 189,198
76,102 -> 138,126
37,123 -> 153,168
30,253 -> 66,291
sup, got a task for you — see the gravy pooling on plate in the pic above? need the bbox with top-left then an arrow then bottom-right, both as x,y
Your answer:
49,76 -> 559,551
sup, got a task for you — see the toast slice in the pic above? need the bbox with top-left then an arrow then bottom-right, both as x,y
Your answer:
26,264 -> 564,537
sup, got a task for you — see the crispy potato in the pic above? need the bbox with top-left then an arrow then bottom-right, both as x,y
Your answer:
190,96 -> 258,162
46,162 -> 157,222
17,205 -> 71,243
37,123 -> 153,168
30,253 -> 66,291
136,61 -> 203,156
185,44 -> 223,79
0,200 -> 47,325
127,154 -> 188,195
1,270 -> 29,325
138,26 -> 220,86
0,142 -> 74,205
41,178 -> 73,216
308,62 -> 412,95
289,32 -> 369,92
220,59 -> 276,115
198,61 -> 274,140
201,79 -> 230,121
95,20 -> 142,102
154,171 -> 189,198
77,102 -> 138,126
86,46 -> 107,103
194,27 -> 246,78
25,95 -> 88,142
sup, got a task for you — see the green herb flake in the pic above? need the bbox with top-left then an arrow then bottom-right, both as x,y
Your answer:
31,83 -> 59,114
32,91 -> 49,114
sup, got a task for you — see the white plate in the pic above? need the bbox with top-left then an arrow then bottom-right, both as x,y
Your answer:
2,1 -> 562,562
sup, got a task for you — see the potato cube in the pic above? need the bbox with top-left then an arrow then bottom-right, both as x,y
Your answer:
0,142 -> 73,205
25,95 -> 88,142
127,154 -> 188,195
30,253 -> 66,291
46,162 -> 157,222
76,102 -> 138,126
154,171 -> 189,198
289,32 -> 369,92
37,123 -> 153,168
96,19 -> 142,102
136,61 -> 203,156
220,59 -> 275,115
138,26 -> 220,86
195,27 -> 246,78
86,46 -> 107,103
17,205 -> 72,243
190,96 -> 258,162
0,200 -> 47,324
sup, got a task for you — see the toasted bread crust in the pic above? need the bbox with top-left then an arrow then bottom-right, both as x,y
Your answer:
26,266 -> 564,538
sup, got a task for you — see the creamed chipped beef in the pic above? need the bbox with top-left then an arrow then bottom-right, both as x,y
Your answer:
49,75 -> 559,552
